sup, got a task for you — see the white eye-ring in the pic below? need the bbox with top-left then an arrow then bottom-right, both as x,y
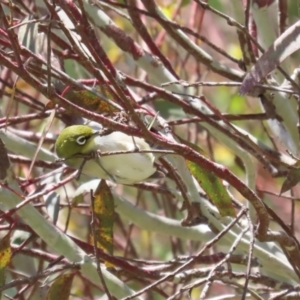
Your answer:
76,136 -> 87,145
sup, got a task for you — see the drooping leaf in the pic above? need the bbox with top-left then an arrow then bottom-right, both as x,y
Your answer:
89,180 -> 114,255
18,15 -> 60,81
176,134 -> 234,217
0,138 -> 10,180
18,15 -> 40,53
45,192 -> 60,225
0,232 -> 12,269
280,167 -> 300,194
46,273 -> 75,300
240,20 -> 300,94
63,84 -> 120,115
0,232 -> 12,298
187,161 -> 236,217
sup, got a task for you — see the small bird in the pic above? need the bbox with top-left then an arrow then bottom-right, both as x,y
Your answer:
55,125 -> 158,184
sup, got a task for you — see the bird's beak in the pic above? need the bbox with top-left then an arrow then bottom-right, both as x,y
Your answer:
91,128 -> 113,138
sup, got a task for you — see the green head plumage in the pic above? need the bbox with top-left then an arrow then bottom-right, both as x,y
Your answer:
55,125 -> 95,159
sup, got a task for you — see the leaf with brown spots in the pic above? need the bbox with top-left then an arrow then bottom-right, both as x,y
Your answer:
63,84 -> 120,114
46,273 -> 75,300
0,232 -> 12,298
89,180 -> 114,256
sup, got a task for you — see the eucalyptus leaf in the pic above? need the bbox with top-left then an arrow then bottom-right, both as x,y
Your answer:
18,16 -> 41,53
280,168 -> 300,194
45,192 -> 60,225
0,138 -> 10,180
240,20 -> 300,95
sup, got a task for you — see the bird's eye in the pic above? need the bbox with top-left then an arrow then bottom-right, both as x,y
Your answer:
76,136 -> 87,145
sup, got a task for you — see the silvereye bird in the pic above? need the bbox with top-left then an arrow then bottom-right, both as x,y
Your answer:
55,125 -> 157,184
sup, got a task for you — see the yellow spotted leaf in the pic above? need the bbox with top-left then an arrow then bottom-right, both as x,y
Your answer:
0,233 -> 12,269
46,273 -> 75,300
0,232 -> 11,297
187,161 -> 236,217
90,180 -> 114,255
63,84 -> 120,114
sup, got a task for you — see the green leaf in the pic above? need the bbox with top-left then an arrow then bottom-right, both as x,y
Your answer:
180,0 -> 191,7
46,273 -> 75,300
187,161 -> 236,217
280,168 -> 300,194
0,138 -> 10,180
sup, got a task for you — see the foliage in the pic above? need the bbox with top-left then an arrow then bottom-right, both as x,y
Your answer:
0,0 -> 300,299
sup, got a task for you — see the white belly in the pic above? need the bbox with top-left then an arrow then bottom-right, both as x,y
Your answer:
68,132 -> 157,184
